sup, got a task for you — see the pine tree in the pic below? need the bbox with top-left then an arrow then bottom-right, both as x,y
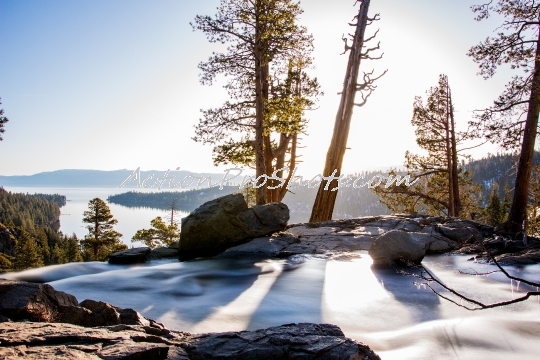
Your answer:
65,234 -> 83,263
132,216 -> 180,249
372,75 -> 480,217
14,231 -> 44,270
81,198 -> 126,261
51,243 -> 67,264
192,0 -> 320,204
483,183 -> 504,226
467,0 -> 540,233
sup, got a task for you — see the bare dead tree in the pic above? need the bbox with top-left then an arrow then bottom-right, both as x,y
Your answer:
309,0 -> 386,222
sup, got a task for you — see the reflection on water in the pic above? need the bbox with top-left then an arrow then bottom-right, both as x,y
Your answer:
3,253 -> 540,360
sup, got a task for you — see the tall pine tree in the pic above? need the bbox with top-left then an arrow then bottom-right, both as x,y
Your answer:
468,0 -> 540,233
373,75 -> 481,217
14,231 -> 44,270
81,198 -> 126,261
192,0 -> 321,204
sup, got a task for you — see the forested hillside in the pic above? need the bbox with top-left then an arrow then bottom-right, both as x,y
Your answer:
466,152 -> 540,205
0,188 -> 81,271
107,186 -> 238,210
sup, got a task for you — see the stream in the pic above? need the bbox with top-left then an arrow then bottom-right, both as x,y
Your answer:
3,253 -> 540,360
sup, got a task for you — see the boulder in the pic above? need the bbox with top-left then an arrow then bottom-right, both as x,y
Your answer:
180,194 -> 289,260
149,247 -> 179,259
182,323 -> 381,360
0,279 -> 166,330
368,230 -> 426,266
109,247 -> 151,264
0,279 -> 78,322
408,232 -> 458,253
438,223 -> 484,243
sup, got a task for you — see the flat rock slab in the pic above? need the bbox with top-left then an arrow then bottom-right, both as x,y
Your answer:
227,215 -> 477,260
0,322 -> 176,360
182,323 -> 381,360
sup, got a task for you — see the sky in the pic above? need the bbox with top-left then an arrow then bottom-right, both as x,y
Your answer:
0,0 -> 514,177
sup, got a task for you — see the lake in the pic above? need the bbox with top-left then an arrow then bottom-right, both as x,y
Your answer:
2,186 -> 190,245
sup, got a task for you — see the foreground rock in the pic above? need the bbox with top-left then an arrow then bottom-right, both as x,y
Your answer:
0,279 -> 78,322
183,323 -> 380,360
0,279 -> 167,330
0,321 -> 185,360
0,321 -> 381,360
108,247 -> 151,264
180,194 -> 289,260
368,230 -> 425,266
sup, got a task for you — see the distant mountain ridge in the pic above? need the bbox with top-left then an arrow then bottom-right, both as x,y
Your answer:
0,169 -> 230,189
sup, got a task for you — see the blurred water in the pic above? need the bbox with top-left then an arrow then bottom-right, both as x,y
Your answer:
3,253 -> 540,360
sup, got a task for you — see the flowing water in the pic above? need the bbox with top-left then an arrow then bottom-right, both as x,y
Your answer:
3,253 -> 540,360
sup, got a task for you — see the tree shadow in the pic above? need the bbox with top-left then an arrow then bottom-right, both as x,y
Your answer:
246,256 -> 326,331
370,264 -> 442,323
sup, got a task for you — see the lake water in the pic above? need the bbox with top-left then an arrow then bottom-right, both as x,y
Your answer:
2,186 -> 189,246
4,253 -> 540,360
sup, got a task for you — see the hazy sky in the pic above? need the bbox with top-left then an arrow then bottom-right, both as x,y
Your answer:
0,0 -> 513,177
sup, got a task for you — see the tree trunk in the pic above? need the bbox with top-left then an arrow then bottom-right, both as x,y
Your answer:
254,1 -> 267,205
498,26 -> 540,234
278,133 -> 297,201
449,85 -> 461,217
309,0 -> 371,222
445,83 -> 454,217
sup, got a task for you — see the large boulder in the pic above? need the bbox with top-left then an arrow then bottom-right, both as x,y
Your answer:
182,323 -> 381,360
108,247 -> 151,264
180,194 -> 289,260
0,279 -> 167,331
368,230 -> 426,266
0,279 -> 78,322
